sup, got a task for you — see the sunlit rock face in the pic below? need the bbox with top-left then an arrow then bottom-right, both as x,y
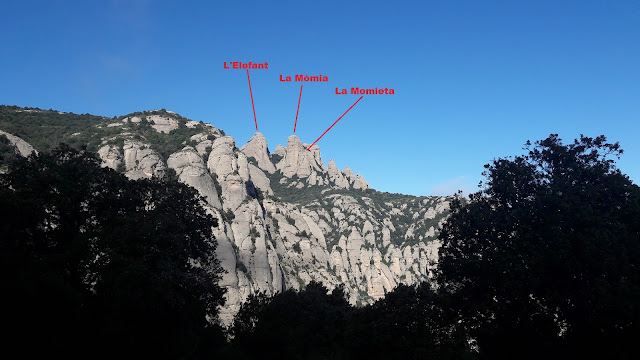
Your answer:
241,132 -> 276,174
4,108 -> 450,326
196,132 -> 449,325
0,130 -> 38,157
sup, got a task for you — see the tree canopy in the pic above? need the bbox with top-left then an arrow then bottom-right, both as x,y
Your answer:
229,281 -> 472,359
438,134 -> 640,358
231,281 -> 351,359
0,145 -> 226,358
2,134 -> 638,359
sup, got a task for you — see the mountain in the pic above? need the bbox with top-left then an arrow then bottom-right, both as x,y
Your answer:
0,106 -> 453,324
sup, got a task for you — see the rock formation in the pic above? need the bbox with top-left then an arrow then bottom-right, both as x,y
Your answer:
277,135 -> 326,180
0,107 -> 452,326
167,146 -> 222,209
240,132 -> 276,173
0,130 -> 37,157
122,140 -> 166,180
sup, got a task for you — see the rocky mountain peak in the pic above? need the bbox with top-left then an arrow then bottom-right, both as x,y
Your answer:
240,132 -> 275,173
276,135 -> 325,179
0,106 -> 449,326
288,134 -> 302,146
327,159 -> 349,189
328,159 -> 339,173
273,144 -> 286,158
261,134 -> 370,190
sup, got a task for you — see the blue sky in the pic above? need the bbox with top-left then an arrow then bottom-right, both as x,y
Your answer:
1,0 -> 639,196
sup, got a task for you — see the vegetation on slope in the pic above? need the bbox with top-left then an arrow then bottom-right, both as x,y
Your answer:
0,106 -> 219,161
268,170 -> 452,249
0,134 -> 20,170
2,105 -> 638,358
230,134 -> 640,359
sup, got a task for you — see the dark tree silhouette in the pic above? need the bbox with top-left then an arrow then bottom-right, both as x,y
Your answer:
231,281 -> 351,359
438,134 -> 640,359
0,145 -> 226,358
230,281 -> 472,359
346,283 -> 473,359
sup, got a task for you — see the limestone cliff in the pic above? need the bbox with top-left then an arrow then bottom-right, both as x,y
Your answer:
0,107 -> 451,326
0,130 -> 38,157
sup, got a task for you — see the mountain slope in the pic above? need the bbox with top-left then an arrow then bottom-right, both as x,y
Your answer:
0,105 -> 452,324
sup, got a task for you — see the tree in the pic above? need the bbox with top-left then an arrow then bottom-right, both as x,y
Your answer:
345,283 -> 473,359
230,281 -> 472,359
0,145 -> 226,357
231,281 -> 351,359
437,134 -> 640,358
0,134 -> 20,170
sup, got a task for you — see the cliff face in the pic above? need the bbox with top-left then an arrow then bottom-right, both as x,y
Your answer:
0,107 -> 452,325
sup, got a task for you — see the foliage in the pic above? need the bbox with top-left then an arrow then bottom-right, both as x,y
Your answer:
231,282 -> 351,359
249,226 -> 259,240
246,156 -> 258,166
285,214 -> 296,226
230,282 -> 470,359
164,167 -> 179,182
346,283 -> 472,359
124,114 -> 206,160
296,230 -> 310,238
0,105 -> 115,152
269,153 -> 283,163
271,217 -> 280,232
236,261 -> 248,274
0,134 -> 19,170
9,105 -> 638,358
0,145 -> 227,357
221,208 -> 235,222
227,134 -> 639,359
267,169 -> 450,249
438,134 -> 640,358
0,106 -> 213,161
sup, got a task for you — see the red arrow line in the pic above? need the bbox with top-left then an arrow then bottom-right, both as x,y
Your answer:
293,84 -> 303,133
247,69 -> 258,130
306,96 -> 363,151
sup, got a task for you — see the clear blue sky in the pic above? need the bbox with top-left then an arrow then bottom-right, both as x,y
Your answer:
2,0 -> 639,196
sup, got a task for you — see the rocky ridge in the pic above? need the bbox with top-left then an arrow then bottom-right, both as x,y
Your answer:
0,107 -> 452,325
0,129 -> 38,157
